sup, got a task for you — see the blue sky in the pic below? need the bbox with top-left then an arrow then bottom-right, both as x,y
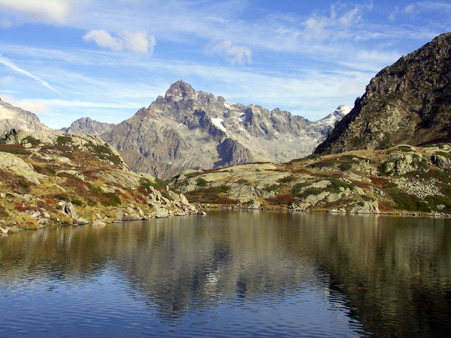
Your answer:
0,0 -> 450,128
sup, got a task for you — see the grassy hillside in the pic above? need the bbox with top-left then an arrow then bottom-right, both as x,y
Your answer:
171,144 -> 451,216
0,130 -> 198,233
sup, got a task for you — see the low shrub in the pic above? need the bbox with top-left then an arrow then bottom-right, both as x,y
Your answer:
327,179 -> 354,193
297,187 -> 323,199
89,143 -> 121,165
101,192 -> 121,207
425,195 -> 451,211
291,182 -> 312,195
265,194 -> 295,205
0,144 -> 31,155
265,184 -> 281,192
278,176 -> 296,183
339,162 -> 352,171
71,198 -> 84,206
18,179 -> 30,188
56,135 -> 72,146
196,177 -> 207,187
389,190 -> 430,212
23,136 -> 40,146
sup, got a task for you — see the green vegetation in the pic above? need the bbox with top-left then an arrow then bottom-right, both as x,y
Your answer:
139,177 -> 166,191
56,135 -> 72,146
89,143 -> 121,165
196,177 -> 207,187
278,175 -> 296,183
185,185 -> 236,204
339,162 -> 352,171
263,184 -> 280,192
297,187 -> 323,199
0,144 -> 32,155
291,182 -> 311,195
23,136 -> 41,146
361,195 -> 374,202
18,179 -> 30,188
327,179 -> 354,193
86,183 -> 122,207
425,195 -> 451,212
388,190 -> 430,212
396,145 -> 413,152
46,167 -> 56,175
237,179 -> 249,185
378,135 -> 392,150
71,198 -> 84,207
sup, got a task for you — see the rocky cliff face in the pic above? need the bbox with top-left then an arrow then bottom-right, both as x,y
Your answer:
100,80 -> 350,178
0,98 -> 54,134
315,33 -> 451,154
64,117 -> 116,135
0,130 -> 199,233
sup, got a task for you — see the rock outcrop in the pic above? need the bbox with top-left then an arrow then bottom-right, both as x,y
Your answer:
172,144 -> 451,216
0,98 -> 54,134
0,129 -> 198,232
315,33 -> 451,154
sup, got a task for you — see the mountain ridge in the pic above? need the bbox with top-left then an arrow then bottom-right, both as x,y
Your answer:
315,32 -> 451,154
100,80 -> 350,178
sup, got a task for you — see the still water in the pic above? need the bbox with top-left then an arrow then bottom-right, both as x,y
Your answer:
1,211 -> 451,337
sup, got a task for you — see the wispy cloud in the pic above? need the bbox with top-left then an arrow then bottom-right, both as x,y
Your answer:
83,30 -> 156,54
0,54 -> 61,94
209,40 -> 252,65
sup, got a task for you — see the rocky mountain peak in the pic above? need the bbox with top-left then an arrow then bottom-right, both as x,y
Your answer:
315,32 -> 451,154
100,80 -> 349,178
164,80 -> 197,101
64,116 -> 116,136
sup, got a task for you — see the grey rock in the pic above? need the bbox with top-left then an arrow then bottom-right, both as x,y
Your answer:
63,202 -> 78,219
64,117 -> 116,135
98,80 -> 349,179
316,33 -> 451,154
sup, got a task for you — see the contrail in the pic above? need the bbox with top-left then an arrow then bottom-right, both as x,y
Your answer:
0,54 -> 61,94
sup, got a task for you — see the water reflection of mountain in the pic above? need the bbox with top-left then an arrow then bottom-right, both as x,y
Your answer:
1,211 -> 450,336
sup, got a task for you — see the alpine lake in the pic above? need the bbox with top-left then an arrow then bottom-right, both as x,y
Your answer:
1,210 -> 450,337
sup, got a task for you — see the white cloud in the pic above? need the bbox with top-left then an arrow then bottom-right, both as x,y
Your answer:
210,40 -> 252,65
83,30 -> 156,54
0,0 -> 73,24
1,94 -> 51,114
1,75 -> 14,85
0,54 -> 60,93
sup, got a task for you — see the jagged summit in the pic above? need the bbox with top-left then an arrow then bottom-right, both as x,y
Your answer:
64,117 -> 116,136
315,32 -> 451,154
100,81 -> 349,178
164,80 -> 197,101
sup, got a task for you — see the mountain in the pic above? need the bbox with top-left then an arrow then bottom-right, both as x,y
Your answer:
100,80 -> 350,179
64,117 -> 116,135
315,32 -> 451,155
0,130 -> 199,233
0,98 -> 54,134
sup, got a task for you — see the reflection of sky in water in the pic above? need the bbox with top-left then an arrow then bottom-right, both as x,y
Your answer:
1,211 -> 451,337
